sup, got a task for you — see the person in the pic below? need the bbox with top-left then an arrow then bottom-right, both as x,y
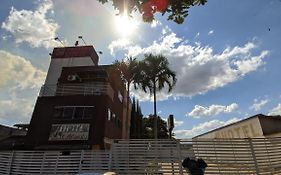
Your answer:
182,157 -> 207,175
197,158 -> 208,173
104,172 -> 117,175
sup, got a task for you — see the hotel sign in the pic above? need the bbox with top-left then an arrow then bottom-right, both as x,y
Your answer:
49,123 -> 90,141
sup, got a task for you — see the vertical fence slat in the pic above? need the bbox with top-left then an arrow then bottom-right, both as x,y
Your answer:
249,138 -> 260,175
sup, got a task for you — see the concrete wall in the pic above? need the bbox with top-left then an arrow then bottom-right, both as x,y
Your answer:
196,117 -> 264,139
0,125 -> 26,140
45,57 -> 95,86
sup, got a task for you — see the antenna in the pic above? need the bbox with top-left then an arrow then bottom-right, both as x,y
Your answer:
75,41 -> 79,46
54,37 -> 64,46
78,36 -> 86,45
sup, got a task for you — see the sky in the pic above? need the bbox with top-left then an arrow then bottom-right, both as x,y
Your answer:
0,0 -> 281,138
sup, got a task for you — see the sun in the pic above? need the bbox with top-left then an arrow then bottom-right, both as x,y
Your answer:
114,11 -> 139,37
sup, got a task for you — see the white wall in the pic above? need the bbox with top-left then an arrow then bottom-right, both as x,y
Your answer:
197,117 -> 264,139
44,57 -> 95,86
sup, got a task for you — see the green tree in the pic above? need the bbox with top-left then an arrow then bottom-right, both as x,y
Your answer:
130,98 -> 143,139
97,0 -> 207,24
136,54 -> 176,139
136,100 -> 143,138
114,57 -> 139,138
142,115 -> 169,139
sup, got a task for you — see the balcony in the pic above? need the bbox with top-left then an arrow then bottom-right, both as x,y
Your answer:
39,82 -> 114,100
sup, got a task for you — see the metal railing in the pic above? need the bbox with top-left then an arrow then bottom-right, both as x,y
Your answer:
39,83 -> 114,100
0,138 -> 280,174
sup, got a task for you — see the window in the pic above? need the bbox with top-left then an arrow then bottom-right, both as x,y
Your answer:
108,109 -> 111,121
74,107 -> 84,119
53,106 -> 94,120
63,107 -> 75,119
84,107 -> 94,118
118,91 -> 123,103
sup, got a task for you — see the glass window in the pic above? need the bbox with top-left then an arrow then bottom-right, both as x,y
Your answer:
54,106 -> 94,120
63,107 -> 74,119
83,107 -> 93,118
108,109 -> 111,121
74,107 -> 84,119
54,107 -> 63,118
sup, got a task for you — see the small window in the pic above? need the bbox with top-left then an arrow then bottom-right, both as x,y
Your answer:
84,107 -> 93,118
118,91 -> 123,103
54,107 -> 63,118
74,107 -> 84,119
63,107 -> 74,119
108,109 -> 111,121
54,106 -> 94,120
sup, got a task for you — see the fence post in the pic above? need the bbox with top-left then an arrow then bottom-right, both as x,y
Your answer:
176,140 -> 183,175
248,138 -> 259,175
78,150 -> 84,173
108,143 -> 113,171
7,150 -> 14,175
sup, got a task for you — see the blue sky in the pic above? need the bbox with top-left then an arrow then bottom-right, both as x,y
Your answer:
0,0 -> 281,138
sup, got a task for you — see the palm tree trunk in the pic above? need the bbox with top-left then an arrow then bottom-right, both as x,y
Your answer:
153,80 -> 157,139
126,82 -> 131,139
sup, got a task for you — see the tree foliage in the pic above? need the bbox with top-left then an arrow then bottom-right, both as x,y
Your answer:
113,55 -> 176,139
135,54 -> 176,139
113,57 -> 140,138
130,98 -> 143,139
97,0 -> 207,24
142,115 -> 170,139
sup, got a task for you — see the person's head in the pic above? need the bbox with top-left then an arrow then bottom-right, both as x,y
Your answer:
104,172 -> 117,175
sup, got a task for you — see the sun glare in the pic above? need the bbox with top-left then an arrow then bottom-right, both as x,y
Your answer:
115,11 -> 138,37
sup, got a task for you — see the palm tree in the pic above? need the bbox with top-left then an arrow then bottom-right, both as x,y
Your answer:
114,57 -> 139,139
136,54 -> 176,139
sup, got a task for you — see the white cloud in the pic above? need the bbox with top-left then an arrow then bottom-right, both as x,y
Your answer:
161,117 -> 184,127
1,0 -> 59,48
174,119 -> 184,127
111,30 -> 269,102
195,32 -> 200,38
151,20 -> 162,28
1,34 -> 12,41
0,97 -> 34,125
188,103 -> 239,118
0,50 -> 46,89
161,26 -> 172,35
108,38 -> 131,56
208,30 -> 214,35
0,50 -> 46,126
268,104 -> 281,116
174,117 -> 240,138
250,99 -> 269,111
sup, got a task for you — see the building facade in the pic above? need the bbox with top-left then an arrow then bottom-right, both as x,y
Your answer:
194,114 -> 281,139
25,46 -> 129,150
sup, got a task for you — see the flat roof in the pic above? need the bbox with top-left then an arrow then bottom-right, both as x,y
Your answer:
51,45 -> 99,65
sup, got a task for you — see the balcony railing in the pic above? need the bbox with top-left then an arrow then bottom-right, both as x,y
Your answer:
39,83 -> 114,100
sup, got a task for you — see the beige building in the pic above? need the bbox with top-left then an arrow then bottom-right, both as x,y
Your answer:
194,114 -> 281,139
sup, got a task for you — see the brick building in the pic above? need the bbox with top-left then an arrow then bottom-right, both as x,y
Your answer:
25,45 -> 130,150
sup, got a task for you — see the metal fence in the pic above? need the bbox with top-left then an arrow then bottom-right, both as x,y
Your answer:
0,138 -> 281,175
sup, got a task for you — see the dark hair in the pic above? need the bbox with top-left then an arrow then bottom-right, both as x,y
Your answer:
197,158 -> 208,168
182,157 -> 190,168
182,157 -> 207,175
